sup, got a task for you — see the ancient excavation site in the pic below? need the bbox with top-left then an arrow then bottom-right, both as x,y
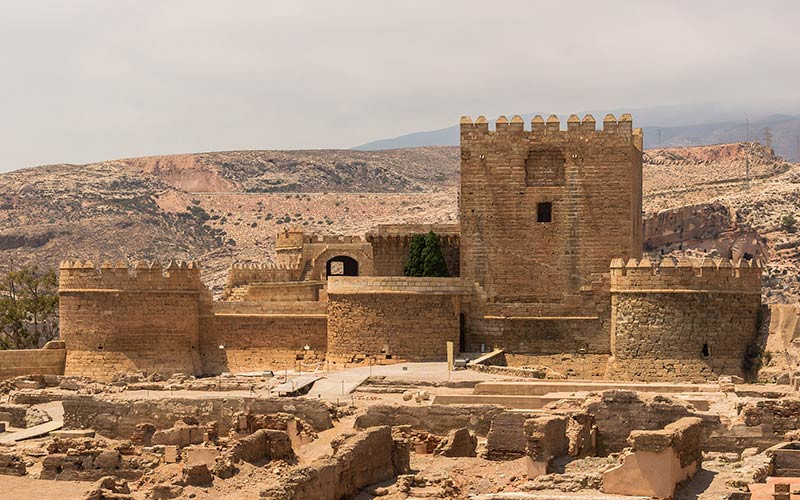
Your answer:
1,112 -> 800,500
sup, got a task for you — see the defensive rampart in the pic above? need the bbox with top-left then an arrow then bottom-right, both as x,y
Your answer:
326,277 -> 467,362
59,260 -> 205,380
201,300 -> 327,375
608,257 -> 762,380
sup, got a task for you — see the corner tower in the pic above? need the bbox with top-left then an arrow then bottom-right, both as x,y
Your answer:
459,113 -> 643,303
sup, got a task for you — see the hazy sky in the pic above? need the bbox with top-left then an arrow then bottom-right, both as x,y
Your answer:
1,0 -> 799,170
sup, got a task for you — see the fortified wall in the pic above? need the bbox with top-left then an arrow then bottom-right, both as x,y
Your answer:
47,112 -> 767,383
326,277 -> 468,363
59,260 -> 205,379
607,256 -> 762,380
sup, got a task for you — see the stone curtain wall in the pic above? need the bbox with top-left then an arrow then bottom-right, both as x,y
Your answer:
608,257 -> 762,380
366,224 -> 461,277
467,316 -> 608,356
200,301 -> 327,375
326,277 -> 466,362
459,114 -> 643,304
59,261 -> 205,380
0,347 -> 66,380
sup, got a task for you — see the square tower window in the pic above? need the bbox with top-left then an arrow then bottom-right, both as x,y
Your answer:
537,202 -> 553,223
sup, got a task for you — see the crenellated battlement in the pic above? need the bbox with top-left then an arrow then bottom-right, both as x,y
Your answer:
609,256 -> 762,294
58,260 -> 202,291
460,113 -> 642,142
226,261 -> 302,288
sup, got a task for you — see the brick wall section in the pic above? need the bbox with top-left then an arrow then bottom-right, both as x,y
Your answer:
608,257 -> 762,380
459,114 -> 642,304
326,277 -> 466,361
59,261 -> 204,380
0,348 -> 65,380
366,224 -> 461,277
201,301 -> 327,375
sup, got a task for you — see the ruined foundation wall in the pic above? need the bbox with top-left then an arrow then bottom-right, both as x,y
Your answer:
326,277 -> 465,362
0,347 -> 66,380
62,395 -> 334,438
59,261 -> 204,380
608,257 -> 762,381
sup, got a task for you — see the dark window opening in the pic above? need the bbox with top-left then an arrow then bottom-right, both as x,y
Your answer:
743,252 -> 753,261
701,343 -> 710,358
326,256 -> 359,277
97,345 -> 103,350
537,202 -> 553,223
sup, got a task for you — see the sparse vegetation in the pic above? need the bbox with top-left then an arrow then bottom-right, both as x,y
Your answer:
781,213 -> 797,233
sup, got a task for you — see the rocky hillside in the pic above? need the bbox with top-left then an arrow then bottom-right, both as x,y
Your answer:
0,143 -> 797,300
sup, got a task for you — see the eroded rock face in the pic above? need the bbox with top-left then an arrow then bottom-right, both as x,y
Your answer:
434,427 -> 477,457
0,452 -> 27,476
182,463 -> 213,486
81,476 -> 133,500
228,429 -> 295,464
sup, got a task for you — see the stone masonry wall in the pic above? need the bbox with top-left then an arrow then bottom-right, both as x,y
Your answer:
459,114 -> 643,304
0,347 -> 66,380
608,257 -> 762,380
59,261 -> 204,380
201,302 -> 327,374
326,277 -> 465,362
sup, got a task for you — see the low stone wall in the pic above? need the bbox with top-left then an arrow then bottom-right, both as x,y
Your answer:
62,396 -> 334,438
581,390 -> 705,455
327,277 -> 466,362
354,404 -> 503,437
259,426 -> 410,500
602,417 -> 704,498
0,347 -> 66,380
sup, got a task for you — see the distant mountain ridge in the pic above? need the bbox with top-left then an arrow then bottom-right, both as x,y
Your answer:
356,111 -> 800,162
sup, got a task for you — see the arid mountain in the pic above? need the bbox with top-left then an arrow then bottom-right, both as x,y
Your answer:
0,143 -> 797,301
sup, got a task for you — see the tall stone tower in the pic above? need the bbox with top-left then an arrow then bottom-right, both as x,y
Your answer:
459,113 -> 643,304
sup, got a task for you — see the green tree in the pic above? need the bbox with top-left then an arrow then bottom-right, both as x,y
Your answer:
403,234 -> 426,277
404,231 -> 449,277
0,266 -> 59,350
421,231 -> 450,277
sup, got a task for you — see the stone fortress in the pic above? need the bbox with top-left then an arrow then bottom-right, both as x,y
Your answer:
54,113 -> 763,382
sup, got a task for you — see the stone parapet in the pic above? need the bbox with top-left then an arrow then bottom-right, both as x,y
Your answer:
59,260 -> 202,291
460,113 -> 639,140
610,256 -> 761,294
327,276 -> 468,295
226,262 -> 301,288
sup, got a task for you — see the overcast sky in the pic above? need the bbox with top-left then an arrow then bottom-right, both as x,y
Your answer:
1,0 -> 798,171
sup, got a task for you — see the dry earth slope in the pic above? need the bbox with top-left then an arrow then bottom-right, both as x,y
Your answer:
0,143 -> 797,300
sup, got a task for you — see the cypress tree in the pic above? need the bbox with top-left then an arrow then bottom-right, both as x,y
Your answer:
421,231 -> 450,277
403,234 -> 426,276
